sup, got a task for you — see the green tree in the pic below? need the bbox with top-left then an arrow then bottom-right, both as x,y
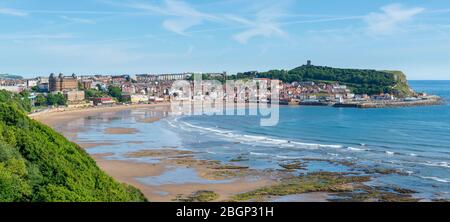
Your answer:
84,89 -> 107,98
46,93 -> 67,106
107,85 -> 126,102
31,86 -> 39,92
107,85 -> 122,98
35,94 -> 47,107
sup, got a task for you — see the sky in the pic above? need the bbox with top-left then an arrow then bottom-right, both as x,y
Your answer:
1,0 -> 450,80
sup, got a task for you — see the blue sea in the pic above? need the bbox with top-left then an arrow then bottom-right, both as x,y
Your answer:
64,80 -> 450,200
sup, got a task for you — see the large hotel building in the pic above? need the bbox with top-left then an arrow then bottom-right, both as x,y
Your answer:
49,73 -> 78,92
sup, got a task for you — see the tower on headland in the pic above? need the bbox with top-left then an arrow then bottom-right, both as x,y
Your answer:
306,60 -> 312,66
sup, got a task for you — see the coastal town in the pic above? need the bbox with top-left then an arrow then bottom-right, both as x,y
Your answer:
0,64 -> 442,112
3,0 -> 450,209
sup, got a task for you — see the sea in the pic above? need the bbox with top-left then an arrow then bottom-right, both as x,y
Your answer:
62,80 -> 450,200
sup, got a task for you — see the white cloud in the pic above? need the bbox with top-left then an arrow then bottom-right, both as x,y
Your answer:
162,18 -> 201,36
186,45 -> 195,56
233,22 -> 286,44
0,7 -> 28,17
365,4 -> 425,35
127,0 -> 218,35
60,16 -> 96,24
107,0 -> 296,43
229,2 -> 289,44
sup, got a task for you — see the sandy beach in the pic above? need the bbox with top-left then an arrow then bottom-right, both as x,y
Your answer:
28,102 -> 428,202
31,103 -> 171,126
31,103 -> 277,202
92,150 -> 276,202
104,127 -> 139,135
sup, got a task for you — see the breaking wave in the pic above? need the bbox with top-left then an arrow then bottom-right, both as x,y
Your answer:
174,118 -> 349,151
420,176 -> 450,183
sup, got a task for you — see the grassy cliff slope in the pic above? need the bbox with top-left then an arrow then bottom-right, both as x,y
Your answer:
0,97 -> 146,202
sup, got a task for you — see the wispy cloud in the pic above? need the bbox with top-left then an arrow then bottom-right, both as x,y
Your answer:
121,0 -> 289,42
126,0 -> 218,35
228,1 -> 290,44
0,7 -> 28,17
60,16 -> 96,24
186,45 -> 195,56
365,4 -> 425,35
231,16 -> 287,44
103,0 -> 362,43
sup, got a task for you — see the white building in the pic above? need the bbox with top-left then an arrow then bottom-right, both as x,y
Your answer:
27,79 -> 38,88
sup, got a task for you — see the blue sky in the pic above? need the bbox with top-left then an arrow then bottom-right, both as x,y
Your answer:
1,0 -> 450,79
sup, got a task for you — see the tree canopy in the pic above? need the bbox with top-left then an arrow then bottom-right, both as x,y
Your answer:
85,88 -> 108,98
46,93 -> 67,106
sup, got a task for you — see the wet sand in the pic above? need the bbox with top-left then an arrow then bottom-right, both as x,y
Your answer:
31,103 -> 277,202
92,153 -> 166,178
94,151 -> 275,202
143,178 -> 274,202
31,103 -> 171,126
269,192 -> 332,202
105,127 -> 139,135
77,142 -> 116,149
140,117 -> 162,123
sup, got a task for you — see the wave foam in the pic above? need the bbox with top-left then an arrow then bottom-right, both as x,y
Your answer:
422,161 -> 450,169
420,176 -> 450,183
347,147 -> 366,152
385,151 -> 395,155
250,152 -> 270,156
178,120 -> 350,152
